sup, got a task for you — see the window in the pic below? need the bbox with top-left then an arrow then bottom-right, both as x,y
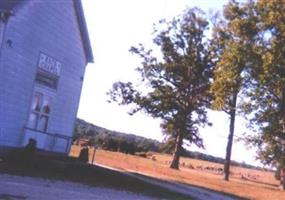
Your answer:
27,92 -> 52,132
35,70 -> 58,89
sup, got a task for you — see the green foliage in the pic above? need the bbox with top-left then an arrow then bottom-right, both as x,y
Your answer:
108,8 -> 213,169
211,0 -> 258,112
73,118 -> 160,154
240,0 -> 285,171
102,137 -> 119,151
210,0 -> 260,180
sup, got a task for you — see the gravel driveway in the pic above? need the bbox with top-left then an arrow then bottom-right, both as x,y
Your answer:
0,173 -> 163,200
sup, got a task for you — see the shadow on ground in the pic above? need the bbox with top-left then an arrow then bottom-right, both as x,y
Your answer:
0,149 -> 193,200
0,149 -> 248,200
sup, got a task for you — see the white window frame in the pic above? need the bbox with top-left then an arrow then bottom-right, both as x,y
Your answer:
27,91 -> 53,133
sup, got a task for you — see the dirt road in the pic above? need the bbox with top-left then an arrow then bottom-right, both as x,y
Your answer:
0,173 -> 162,200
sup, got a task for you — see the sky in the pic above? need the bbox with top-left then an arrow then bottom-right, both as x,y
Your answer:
78,0 -> 261,166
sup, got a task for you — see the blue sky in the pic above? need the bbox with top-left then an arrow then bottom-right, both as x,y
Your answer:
79,0 -> 261,166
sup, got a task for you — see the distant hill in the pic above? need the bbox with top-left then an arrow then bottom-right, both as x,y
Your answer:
74,118 -> 161,153
73,118 -> 263,170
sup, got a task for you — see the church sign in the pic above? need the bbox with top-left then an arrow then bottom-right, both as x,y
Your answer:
38,52 -> 61,76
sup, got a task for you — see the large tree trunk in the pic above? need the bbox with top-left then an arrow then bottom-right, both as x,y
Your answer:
170,133 -> 184,169
224,92 -> 238,181
280,88 -> 285,190
280,166 -> 285,190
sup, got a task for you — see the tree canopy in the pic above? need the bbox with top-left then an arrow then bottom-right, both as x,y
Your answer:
108,8 -> 213,169
210,0 -> 259,181
243,0 -> 285,169
107,0 -> 285,186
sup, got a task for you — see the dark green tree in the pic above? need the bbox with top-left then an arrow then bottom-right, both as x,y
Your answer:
242,0 -> 285,189
210,0 -> 259,181
108,8 -> 213,169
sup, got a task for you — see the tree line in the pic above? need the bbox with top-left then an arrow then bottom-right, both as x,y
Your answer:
107,0 -> 285,188
73,118 -> 262,171
74,118 -> 160,153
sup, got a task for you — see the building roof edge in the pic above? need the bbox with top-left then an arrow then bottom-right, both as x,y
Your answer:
73,0 -> 94,63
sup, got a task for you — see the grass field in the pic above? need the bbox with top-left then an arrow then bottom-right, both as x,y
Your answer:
70,145 -> 284,200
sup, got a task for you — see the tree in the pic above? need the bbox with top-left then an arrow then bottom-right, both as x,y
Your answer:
102,137 -> 119,151
242,0 -> 285,189
108,8 -> 213,169
211,0 -> 259,181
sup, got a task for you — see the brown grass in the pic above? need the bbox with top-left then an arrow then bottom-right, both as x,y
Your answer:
70,145 -> 285,200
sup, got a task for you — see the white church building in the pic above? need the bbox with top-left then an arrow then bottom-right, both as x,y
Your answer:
0,0 -> 93,153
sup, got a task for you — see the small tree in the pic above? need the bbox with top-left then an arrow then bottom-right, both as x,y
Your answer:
108,8 -> 213,169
